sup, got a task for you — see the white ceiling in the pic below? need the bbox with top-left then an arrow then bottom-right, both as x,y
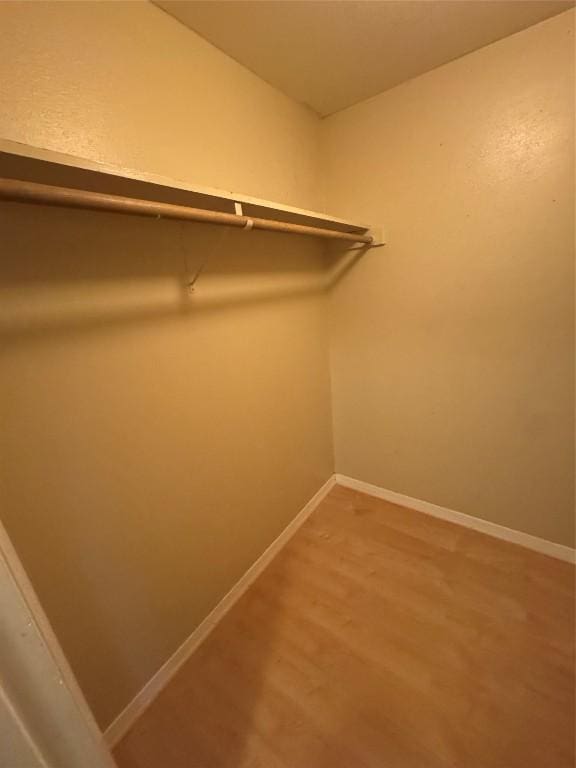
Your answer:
154,0 -> 573,116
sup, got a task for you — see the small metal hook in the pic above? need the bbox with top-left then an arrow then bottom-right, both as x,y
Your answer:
181,225 -> 230,294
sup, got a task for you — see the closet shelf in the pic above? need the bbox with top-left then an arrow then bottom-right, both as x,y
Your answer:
0,177 -> 372,244
0,141 -> 379,245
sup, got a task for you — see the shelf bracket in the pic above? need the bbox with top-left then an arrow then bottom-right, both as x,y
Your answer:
343,226 -> 386,251
182,224 -> 230,294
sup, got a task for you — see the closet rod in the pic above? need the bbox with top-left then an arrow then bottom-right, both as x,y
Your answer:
0,178 -> 373,244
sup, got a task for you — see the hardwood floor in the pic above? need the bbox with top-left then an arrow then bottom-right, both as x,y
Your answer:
114,485 -> 575,768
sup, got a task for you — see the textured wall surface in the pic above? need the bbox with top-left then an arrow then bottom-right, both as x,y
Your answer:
323,10 -> 575,546
0,1 -> 332,728
0,0 -> 573,736
0,0 -> 321,209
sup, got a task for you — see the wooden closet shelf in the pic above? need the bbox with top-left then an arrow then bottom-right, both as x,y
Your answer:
0,177 -> 372,244
0,142 -> 380,245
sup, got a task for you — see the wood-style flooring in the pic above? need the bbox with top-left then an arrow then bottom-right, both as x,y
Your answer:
114,485 -> 575,768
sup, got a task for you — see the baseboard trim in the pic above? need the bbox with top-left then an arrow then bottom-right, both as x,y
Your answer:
105,471 -> 573,747
103,475 -> 337,748
335,474 -> 575,564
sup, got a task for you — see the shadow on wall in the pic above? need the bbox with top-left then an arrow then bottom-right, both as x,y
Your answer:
0,199 -> 356,727
0,201 -> 364,342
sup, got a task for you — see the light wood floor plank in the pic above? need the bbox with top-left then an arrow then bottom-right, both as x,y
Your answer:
114,486 -> 575,768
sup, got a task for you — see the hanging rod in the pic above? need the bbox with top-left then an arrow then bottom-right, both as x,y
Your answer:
0,178 -> 373,244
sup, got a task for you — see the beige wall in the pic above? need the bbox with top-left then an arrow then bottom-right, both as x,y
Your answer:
0,0 -> 321,209
0,0 -> 573,734
323,10 -> 575,547
0,1 -> 332,728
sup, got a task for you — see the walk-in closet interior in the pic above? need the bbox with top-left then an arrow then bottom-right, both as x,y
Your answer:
0,2 -> 574,767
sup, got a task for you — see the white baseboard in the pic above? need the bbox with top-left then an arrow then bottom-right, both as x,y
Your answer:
103,475 -> 337,748
105,471 -> 574,747
335,474 -> 575,564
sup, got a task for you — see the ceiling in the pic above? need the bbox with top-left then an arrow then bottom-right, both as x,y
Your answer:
154,0 -> 573,116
